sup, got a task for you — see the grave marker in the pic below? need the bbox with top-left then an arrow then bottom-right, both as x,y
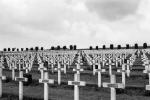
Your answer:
10,62 -> 17,80
143,67 -> 150,90
51,63 -> 55,73
0,63 -> 6,97
102,57 -> 107,67
73,63 -> 84,81
126,60 -> 131,77
143,62 -> 150,71
106,59 -> 115,75
68,74 -> 86,100
18,59 -> 24,71
38,63 -> 47,79
94,63 -> 106,87
117,64 -> 126,86
103,75 -> 124,100
39,71 -> 54,100
54,62 -> 64,85
92,59 -> 96,75
15,71 -> 28,100
23,63 -> 30,74
63,63 -> 67,74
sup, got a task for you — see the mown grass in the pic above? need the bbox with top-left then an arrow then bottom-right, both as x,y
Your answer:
2,57 -> 150,100
2,68 -> 150,100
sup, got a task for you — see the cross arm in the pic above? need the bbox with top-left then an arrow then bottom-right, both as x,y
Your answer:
39,79 -> 54,84
103,82 -> 124,89
73,68 -> 84,72
15,77 -> 28,82
95,69 -> 106,73
68,81 -> 86,86
143,70 -> 150,74
0,76 -> 6,80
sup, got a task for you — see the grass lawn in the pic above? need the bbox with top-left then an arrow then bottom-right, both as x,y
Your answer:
2,66 -> 150,100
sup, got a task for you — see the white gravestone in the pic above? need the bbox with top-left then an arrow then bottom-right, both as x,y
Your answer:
117,57 -> 122,66
94,63 -> 106,87
51,63 -> 54,74
38,63 -> 47,79
39,71 -> 54,100
117,64 -> 126,86
115,57 -> 119,68
102,57 -> 107,67
18,59 -> 24,71
10,63 -> 17,80
23,65 -> 29,74
92,59 -> 96,75
143,62 -> 150,72
73,63 -> 84,81
68,74 -> 86,100
103,75 -> 124,100
143,67 -> 150,90
126,60 -> 131,77
15,71 -> 28,100
0,63 -> 6,98
63,63 -> 67,74
106,59 -> 115,76
54,62 -> 64,85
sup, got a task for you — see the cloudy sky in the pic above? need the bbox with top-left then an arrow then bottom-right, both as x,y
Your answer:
0,0 -> 150,49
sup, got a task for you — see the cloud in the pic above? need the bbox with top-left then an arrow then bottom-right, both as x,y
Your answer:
0,0 -> 150,49
0,0 -> 71,49
83,0 -> 150,45
85,0 -> 141,21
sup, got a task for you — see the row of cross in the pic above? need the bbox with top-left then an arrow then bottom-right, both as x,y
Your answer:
0,49 -> 150,100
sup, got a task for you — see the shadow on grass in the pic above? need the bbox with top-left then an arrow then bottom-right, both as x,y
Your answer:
2,93 -> 51,100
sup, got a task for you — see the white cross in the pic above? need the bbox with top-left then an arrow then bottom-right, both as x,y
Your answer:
49,59 -> 54,73
9,62 -> 17,80
17,59 -> 24,71
73,63 -> 84,81
143,66 -> 150,90
102,55 -> 107,67
106,59 -> 115,76
94,63 -> 106,87
126,60 -> 131,77
23,62 -> 30,74
117,64 -> 126,86
63,63 -> 67,74
15,71 -> 28,100
0,57 -> 4,65
39,71 -> 54,100
68,73 -> 86,100
51,63 -> 54,74
0,64 -> 6,97
54,62 -> 64,85
143,62 -> 150,71
92,59 -> 96,75
117,57 -> 122,66
142,58 -> 149,64
114,57 -> 119,68
38,63 -> 47,79
103,75 -> 124,100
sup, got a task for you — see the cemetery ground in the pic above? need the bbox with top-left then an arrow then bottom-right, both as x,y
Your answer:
2,65 -> 150,100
